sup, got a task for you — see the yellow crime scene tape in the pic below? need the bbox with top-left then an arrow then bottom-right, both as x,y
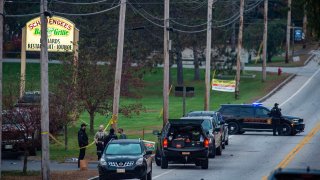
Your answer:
159,85 -> 173,118
48,115 -> 116,150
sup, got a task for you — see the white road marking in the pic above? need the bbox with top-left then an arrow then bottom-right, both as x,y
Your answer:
153,169 -> 174,179
280,68 -> 320,107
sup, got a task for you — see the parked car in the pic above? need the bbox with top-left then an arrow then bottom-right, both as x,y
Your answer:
98,139 -> 153,180
218,103 -> 305,135
154,119 -> 211,169
180,116 -> 223,157
187,111 -> 229,148
2,110 -> 40,156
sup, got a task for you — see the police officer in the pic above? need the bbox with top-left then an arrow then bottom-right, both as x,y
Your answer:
78,123 -> 89,168
94,125 -> 107,160
104,128 -> 118,149
270,103 -> 282,136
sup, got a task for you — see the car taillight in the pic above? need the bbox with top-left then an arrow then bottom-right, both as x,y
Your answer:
203,138 -> 209,148
163,138 -> 168,148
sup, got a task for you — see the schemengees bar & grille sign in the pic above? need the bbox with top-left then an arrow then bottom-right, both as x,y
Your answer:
26,16 -> 75,52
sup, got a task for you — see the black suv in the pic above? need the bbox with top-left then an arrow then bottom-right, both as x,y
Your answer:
98,139 -> 153,180
218,104 -> 305,135
187,111 -> 229,148
154,119 -> 210,169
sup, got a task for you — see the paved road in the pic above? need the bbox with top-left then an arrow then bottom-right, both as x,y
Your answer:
150,59 -> 320,180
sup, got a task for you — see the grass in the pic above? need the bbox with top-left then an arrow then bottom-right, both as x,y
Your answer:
3,62 -> 289,161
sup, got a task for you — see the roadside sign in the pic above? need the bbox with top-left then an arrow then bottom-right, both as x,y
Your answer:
212,79 -> 236,92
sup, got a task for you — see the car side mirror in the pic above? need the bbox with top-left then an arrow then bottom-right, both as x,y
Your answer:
146,150 -> 153,155
152,130 -> 161,136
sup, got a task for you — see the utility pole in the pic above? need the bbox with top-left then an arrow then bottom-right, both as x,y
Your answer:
0,0 -> 4,178
112,0 -> 127,130
235,0 -> 244,99
204,0 -> 213,111
262,0 -> 268,82
163,0 -> 170,126
231,1 -> 236,52
285,0 -> 291,63
303,4 -> 307,48
40,0 -> 50,179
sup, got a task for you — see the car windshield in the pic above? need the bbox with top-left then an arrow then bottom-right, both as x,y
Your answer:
105,143 -> 142,155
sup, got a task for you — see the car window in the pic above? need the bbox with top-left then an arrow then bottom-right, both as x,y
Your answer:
202,119 -> 213,132
255,108 -> 270,117
240,107 -> 254,116
221,106 -> 240,115
105,143 -> 142,155
211,115 -> 219,128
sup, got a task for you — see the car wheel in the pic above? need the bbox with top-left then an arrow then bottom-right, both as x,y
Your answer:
209,143 -> 215,158
140,171 -> 148,180
225,136 -> 229,145
155,149 -> 161,166
222,141 -> 225,149
216,141 -> 222,156
147,169 -> 152,180
28,146 -> 37,156
228,122 -> 239,135
195,160 -> 201,166
279,123 -> 292,136
201,158 -> 209,169
99,174 -> 111,180
161,156 -> 168,169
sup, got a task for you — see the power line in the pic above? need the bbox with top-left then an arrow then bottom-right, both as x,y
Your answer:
52,0 -> 113,5
53,3 -> 120,16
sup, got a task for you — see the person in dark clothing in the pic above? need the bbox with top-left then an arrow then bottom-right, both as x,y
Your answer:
269,103 -> 282,136
104,128 -> 118,149
118,128 -> 127,139
78,123 -> 89,168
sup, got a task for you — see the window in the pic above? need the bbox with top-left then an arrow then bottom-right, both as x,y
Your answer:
105,143 -> 142,155
240,107 -> 254,117
255,108 -> 270,117
202,119 -> 213,132
221,107 -> 240,115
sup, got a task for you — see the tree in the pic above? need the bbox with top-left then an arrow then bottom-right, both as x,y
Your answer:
305,0 -> 320,37
244,20 -> 285,62
3,107 -> 41,174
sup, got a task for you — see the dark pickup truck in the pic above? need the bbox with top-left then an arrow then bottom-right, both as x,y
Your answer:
218,104 -> 305,136
154,119 -> 210,169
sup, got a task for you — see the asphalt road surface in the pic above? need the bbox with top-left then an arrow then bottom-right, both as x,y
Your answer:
149,60 -> 320,180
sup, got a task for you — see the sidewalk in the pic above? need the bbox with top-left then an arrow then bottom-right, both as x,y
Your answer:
2,159 -> 97,171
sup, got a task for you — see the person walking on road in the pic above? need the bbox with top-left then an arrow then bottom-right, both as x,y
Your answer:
270,103 -> 282,136
118,128 -> 127,139
94,125 -> 107,160
104,128 -> 118,148
78,123 -> 89,168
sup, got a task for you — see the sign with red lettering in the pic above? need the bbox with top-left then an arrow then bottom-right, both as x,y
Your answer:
26,16 -> 75,52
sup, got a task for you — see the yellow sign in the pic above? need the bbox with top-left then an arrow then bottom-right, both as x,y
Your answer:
26,16 -> 75,52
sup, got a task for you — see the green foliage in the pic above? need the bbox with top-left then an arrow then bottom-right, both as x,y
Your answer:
244,20 -> 285,62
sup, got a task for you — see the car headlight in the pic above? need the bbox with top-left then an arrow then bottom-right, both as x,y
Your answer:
99,157 -> 107,166
136,158 -> 144,165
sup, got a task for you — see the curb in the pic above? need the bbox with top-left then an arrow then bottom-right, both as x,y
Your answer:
303,54 -> 315,66
257,73 -> 297,103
